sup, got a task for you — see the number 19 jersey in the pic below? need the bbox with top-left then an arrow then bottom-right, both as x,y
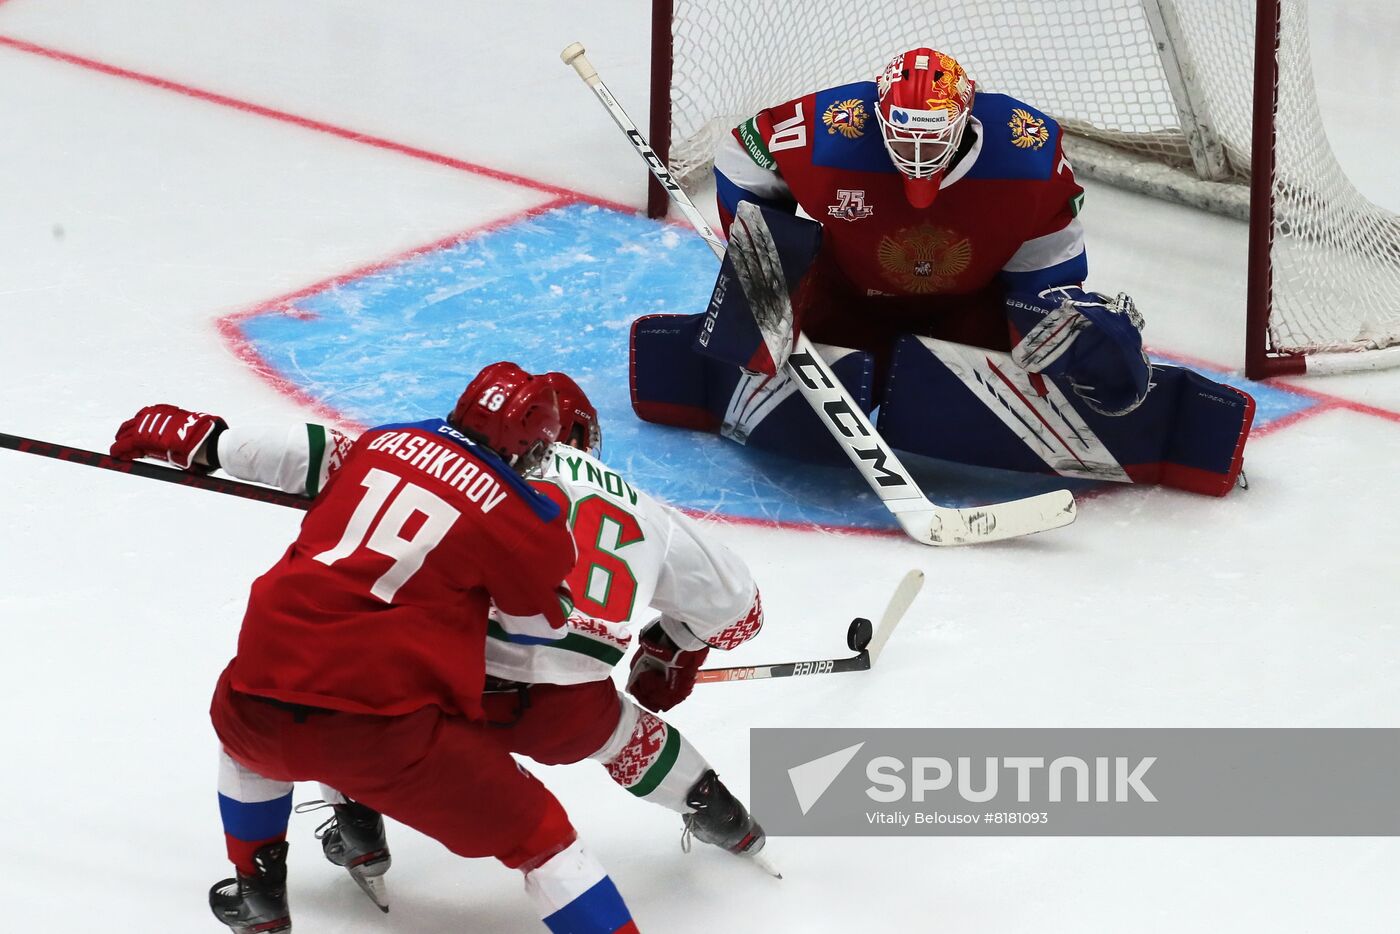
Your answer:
227,419 -> 576,719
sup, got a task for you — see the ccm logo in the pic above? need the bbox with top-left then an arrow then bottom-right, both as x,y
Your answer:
629,131 -> 680,191
787,351 -> 910,489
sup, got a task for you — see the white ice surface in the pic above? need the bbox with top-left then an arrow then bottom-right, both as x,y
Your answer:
2,2 -> 1399,932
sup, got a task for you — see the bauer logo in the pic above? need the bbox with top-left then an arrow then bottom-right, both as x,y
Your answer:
750,728 -> 1400,836
698,272 -> 730,348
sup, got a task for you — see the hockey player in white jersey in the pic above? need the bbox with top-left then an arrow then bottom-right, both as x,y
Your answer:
485,371 -> 767,856
110,365 -> 769,920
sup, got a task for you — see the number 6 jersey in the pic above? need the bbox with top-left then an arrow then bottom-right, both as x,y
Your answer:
485,443 -> 762,685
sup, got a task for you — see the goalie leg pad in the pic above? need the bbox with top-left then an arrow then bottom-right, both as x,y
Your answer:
630,313 -> 719,432
692,203 -> 824,375
1158,367 -> 1255,495
878,335 -> 1254,495
631,312 -> 876,465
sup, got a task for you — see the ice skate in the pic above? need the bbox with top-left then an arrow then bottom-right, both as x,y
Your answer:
304,799 -> 392,912
208,841 -> 291,934
682,770 -> 780,877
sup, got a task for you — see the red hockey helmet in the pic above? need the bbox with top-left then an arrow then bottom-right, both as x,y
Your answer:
541,371 -> 601,455
450,361 -> 561,475
874,48 -> 976,209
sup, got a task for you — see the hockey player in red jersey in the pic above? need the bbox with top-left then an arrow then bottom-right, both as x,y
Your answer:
300,377 -> 773,880
114,370 -> 772,911
631,47 -> 1254,496
111,363 -> 644,934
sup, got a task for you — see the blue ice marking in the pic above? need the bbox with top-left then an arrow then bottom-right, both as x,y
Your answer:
237,203 -> 1320,530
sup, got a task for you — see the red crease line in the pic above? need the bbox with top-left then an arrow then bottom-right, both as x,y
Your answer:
216,197 -> 574,431
1149,344 -> 1400,427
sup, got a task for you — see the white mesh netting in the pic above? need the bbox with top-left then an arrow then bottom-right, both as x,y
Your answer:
665,0 -> 1400,364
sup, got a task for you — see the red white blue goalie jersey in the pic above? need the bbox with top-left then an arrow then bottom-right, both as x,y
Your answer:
714,81 -> 1087,351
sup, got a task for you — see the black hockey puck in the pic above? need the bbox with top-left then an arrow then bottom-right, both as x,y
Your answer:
847,617 -> 873,652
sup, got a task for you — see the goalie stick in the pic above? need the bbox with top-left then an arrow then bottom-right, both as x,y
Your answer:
696,569 -> 924,683
560,43 -> 1077,546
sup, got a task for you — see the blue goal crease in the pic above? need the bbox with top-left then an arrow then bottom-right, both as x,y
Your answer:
236,202 -> 1321,531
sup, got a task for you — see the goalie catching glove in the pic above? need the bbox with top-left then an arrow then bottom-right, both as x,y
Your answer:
111,403 -> 227,471
1009,287 -> 1152,416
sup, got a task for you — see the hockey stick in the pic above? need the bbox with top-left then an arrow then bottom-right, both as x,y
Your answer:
560,43 -> 1076,546
696,569 -> 924,683
560,42 -> 724,256
0,433 -> 313,511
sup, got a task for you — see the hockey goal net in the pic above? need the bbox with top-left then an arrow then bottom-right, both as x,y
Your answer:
649,0 -> 1400,377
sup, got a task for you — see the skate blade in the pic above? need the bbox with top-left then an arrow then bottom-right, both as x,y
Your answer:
748,851 -> 783,879
349,868 -> 390,912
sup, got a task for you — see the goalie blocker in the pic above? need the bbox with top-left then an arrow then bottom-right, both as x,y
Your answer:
631,206 -> 1253,496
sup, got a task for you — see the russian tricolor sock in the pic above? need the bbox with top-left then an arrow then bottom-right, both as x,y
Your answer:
524,841 -> 640,934
217,750 -> 293,876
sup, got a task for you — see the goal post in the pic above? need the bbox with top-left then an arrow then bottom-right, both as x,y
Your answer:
647,0 -> 676,220
1245,0 -> 1288,378
648,0 -> 1400,378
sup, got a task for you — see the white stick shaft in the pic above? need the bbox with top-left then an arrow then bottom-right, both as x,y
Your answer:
560,42 -> 724,256
867,569 -> 925,665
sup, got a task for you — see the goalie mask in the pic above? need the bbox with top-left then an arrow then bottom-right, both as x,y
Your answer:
875,48 -> 976,209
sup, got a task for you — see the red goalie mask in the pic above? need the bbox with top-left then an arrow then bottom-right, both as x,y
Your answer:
875,47 -> 976,208
451,361 -> 561,475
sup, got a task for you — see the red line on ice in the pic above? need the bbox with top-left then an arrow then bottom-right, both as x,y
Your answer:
1150,345 -> 1400,429
16,32 -> 1400,523
0,34 -> 636,214
216,197 -> 574,432
677,508 -> 907,540
1259,382 -> 1400,427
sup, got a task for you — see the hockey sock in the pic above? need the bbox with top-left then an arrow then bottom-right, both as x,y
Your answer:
523,841 -> 640,934
594,701 -> 708,813
217,750 -> 293,876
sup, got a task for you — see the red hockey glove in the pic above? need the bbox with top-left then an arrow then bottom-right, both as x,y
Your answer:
627,620 -> 710,713
110,404 -> 227,471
